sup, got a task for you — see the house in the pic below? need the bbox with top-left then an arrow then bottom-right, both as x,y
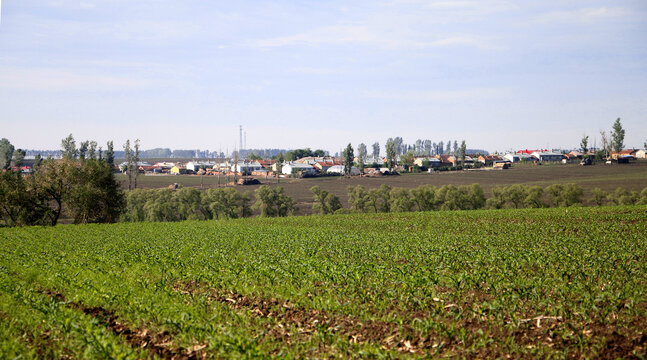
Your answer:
517,149 -> 548,155
314,161 -> 341,172
493,161 -> 509,169
636,149 -> 646,159
477,155 -> 502,164
231,161 -> 263,175
413,157 -> 441,168
447,155 -> 475,166
504,153 -> 520,163
611,149 -> 638,160
170,166 -> 187,175
326,165 -> 360,175
257,159 -> 274,169
282,162 -> 316,176
530,151 -> 564,162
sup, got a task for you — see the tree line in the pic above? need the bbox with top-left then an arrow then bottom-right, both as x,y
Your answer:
0,135 -> 138,227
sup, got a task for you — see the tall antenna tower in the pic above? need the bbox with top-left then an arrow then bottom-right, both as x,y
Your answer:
239,125 -> 243,152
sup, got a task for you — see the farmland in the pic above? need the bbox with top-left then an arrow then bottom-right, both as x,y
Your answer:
116,161 -> 647,214
1,206 -> 646,358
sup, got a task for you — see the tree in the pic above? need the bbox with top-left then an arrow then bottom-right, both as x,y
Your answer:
0,170 -> 52,226
453,140 -> 458,156
446,140 -> 452,155
88,141 -> 98,160
248,152 -> 262,160
253,185 -> 296,217
459,140 -> 467,167
0,138 -> 14,170
400,151 -> 415,172
133,139 -> 140,189
61,134 -> 77,159
105,141 -> 115,167
386,139 -> 396,171
203,188 -> 252,219
78,141 -> 89,160
313,149 -> 326,157
599,130 -> 611,158
33,154 -> 43,169
357,143 -> 367,174
347,185 -> 370,213
65,159 -> 125,223
310,186 -> 342,214
372,142 -> 380,159
611,117 -> 625,153
580,134 -> 589,154
12,149 -> 26,167
343,143 -> 354,176
123,140 -> 133,190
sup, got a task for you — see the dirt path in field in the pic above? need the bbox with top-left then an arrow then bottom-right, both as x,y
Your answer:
42,289 -> 206,359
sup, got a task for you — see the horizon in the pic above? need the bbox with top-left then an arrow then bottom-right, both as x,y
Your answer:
1,1 -> 646,152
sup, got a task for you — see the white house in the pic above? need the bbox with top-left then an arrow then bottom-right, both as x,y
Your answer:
282,162 -> 316,175
326,165 -> 360,175
531,151 -> 564,162
504,154 -> 519,163
232,161 -> 263,174
636,149 -> 646,159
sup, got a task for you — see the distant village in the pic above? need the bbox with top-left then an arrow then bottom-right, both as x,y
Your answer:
109,148 -> 646,178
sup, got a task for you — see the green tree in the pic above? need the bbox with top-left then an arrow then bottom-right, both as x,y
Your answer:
347,185 -> 370,213
61,134 -> 77,159
580,134 -> 589,154
611,118 -> 625,153
33,154 -> 43,169
524,186 -> 546,208
372,142 -> 380,159
203,188 -> 252,219
385,139 -> 396,171
313,149 -> 326,157
343,143 -> 354,176
78,141 -> 89,160
410,184 -> 437,211
253,185 -> 296,217
12,149 -> 26,167
105,141 -> 115,167
357,143 -> 367,174
400,151 -> 415,172
88,141 -> 98,160
0,170 -> 52,226
389,187 -> 414,212
591,188 -> 608,206
367,184 -> 391,213
310,186 -> 342,214
459,140 -> 467,167
0,138 -> 15,170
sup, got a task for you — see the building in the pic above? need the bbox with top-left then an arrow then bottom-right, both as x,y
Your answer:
413,157 -> 441,168
636,149 -> 646,159
326,165 -> 360,175
282,162 -> 316,176
477,155 -> 502,164
231,161 -> 263,175
530,151 -> 564,162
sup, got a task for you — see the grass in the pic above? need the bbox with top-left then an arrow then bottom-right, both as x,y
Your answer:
1,206 -> 646,358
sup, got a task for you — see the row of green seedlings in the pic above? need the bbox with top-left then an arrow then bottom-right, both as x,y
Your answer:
120,183 -> 647,222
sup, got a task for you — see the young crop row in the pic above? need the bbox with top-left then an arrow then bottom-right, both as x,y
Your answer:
1,206 -> 646,357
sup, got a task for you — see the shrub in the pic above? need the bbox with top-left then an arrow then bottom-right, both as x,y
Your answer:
311,186 -> 342,215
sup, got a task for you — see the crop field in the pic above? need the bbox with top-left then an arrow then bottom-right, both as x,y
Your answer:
1,206 -> 646,358
116,161 -> 647,214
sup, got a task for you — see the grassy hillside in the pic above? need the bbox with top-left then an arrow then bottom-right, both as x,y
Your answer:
1,207 -> 646,358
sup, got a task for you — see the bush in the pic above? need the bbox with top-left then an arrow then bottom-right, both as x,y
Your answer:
389,187 -> 414,212
253,185 -> 297,217
545,184 -> 583,207
311,186 -> 342,215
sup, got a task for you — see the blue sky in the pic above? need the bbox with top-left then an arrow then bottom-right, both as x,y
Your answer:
1,0 -> 646,154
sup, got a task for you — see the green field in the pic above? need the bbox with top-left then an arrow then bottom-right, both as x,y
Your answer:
1,207 -> 646,358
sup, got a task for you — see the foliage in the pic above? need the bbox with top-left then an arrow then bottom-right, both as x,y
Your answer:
611,117 -> 625,153
357,143 -> 367,173
400,151 -> 415,172
545,183 -> 584,207
385,139 -> 396,170
347,185 -> 370,213
591,188 -> 608,206
310,186 -> 342,215
65,160 -> 125,224
459,140 -> 467,167
61,134 -> 77,159
253,185 -> 297,217
580,134 -> 589,153
0,138 -> 14,170
343,143 -> 354,176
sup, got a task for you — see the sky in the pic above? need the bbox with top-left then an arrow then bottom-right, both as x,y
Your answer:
0,0 -> 646,154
